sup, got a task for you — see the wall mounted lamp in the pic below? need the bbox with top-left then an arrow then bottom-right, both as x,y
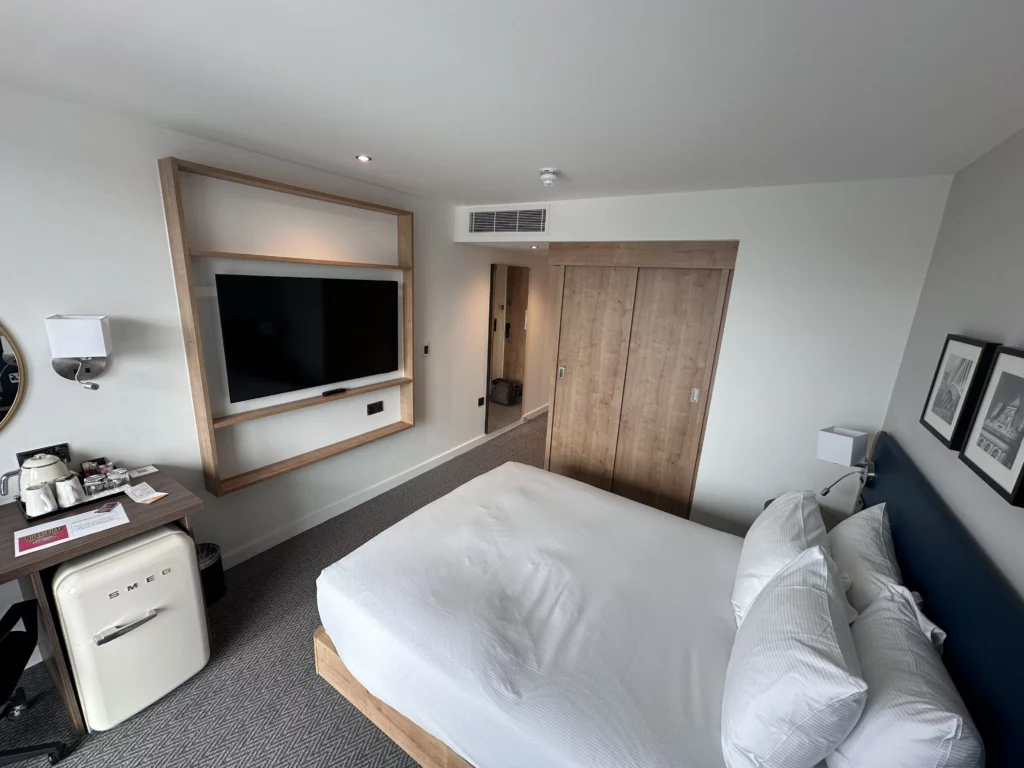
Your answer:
45,315 -> 112,390
816,426 -> 875,497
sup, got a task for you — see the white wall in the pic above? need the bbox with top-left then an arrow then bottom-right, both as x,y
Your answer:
0,83 -> 551,590
462,177 -> 953,531
884,127 -> 1024,595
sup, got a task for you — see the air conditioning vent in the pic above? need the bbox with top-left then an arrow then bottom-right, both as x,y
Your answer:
469,208 -> 547,234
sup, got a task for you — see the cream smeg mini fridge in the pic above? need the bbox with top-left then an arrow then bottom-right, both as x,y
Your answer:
53,526 -> 210,731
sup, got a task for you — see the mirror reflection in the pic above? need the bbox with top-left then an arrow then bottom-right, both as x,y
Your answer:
486,265 -> 529,433
0,324 -> 24,431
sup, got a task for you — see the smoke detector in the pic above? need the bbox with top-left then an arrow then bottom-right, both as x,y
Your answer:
539,168 -> 559,187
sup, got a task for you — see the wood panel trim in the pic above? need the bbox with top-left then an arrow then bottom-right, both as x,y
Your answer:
543,266 -> 566,470
546,267 -> 638,489
171,158 -> 412,216
502,266 -> 529,386
25,572 -> 86,736
548,241 -> 737,269
219,421 -> 413,494
191,250 -> 404,270
608,271 -> 644,485
609,268 -> 725,516
686,269 -> 734,516
314,627 -> 473,768
159,158 -> 221,495
159,158 -> 415,494
398,213 -> 415,425
212,377 -> 413,429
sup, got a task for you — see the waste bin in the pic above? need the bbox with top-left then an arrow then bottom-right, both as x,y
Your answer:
196,542 -> 226,606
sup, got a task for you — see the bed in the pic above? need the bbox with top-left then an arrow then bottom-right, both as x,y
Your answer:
316,461 -> 741,768
314,434 -> 1024,768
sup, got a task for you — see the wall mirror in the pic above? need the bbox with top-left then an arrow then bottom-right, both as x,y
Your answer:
0,322 -> 25,431
485,265 -> 529,433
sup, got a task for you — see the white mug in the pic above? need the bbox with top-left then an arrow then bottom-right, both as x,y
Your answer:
55,474 -> 86,508
24,483 -> 59,518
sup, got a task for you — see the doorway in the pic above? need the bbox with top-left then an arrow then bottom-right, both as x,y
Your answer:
485,264 -> 530,433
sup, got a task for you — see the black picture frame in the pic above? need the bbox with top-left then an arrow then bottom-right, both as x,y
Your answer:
959,345 -> 1024,507
919,334 -> 997,450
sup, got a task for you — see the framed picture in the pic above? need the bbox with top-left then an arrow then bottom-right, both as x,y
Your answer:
919,335 -> 996,450
960,346 -> 1024,507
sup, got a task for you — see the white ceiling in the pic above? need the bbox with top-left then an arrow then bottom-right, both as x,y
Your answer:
2,1 -> 1023,204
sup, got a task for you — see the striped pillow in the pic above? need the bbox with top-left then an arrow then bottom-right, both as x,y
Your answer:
827,583 -> 983,768
722,547 -> 867,768
732,491 -> 854,626
828,503 -> 902,613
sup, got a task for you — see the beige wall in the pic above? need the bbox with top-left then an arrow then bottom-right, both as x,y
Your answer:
460,175 -> 953,532
0,83 -> 549,579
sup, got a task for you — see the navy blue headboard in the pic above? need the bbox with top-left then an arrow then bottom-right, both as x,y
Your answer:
861,433 -> 1024,767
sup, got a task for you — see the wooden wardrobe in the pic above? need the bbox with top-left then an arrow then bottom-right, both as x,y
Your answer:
544,241 -> 737,517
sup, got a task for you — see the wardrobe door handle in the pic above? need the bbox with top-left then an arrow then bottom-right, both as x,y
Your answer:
93,609 -> 159,646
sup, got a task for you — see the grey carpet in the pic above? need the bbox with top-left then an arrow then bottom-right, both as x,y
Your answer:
1,416 -> 547,768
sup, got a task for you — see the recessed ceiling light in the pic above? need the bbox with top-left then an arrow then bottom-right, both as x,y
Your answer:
356,155 -> 372,162
530,245 -> 538,249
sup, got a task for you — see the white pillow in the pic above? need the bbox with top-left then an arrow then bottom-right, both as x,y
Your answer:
731,491 -> 850,626
827,583 -> 983,768
722,547 -> 868,768
829,502 -> 902,612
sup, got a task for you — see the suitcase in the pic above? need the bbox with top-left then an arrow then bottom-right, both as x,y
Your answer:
53,526 -> 210,731
489,378 -> 514,406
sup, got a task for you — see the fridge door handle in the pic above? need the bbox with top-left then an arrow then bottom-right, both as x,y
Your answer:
93,609 -> 159,646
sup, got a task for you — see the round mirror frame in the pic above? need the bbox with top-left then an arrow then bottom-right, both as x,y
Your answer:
0,321 -> 26,431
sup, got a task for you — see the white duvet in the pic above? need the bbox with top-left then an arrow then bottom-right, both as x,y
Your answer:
317,462 -> 743,768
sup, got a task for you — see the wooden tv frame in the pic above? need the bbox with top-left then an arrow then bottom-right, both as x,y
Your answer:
158,158 -> 414,496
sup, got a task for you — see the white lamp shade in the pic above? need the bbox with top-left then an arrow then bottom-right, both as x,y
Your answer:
45,315 -> 112,358
816,426 -> 869,466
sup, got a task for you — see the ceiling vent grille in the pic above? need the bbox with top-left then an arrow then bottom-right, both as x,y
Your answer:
469,208 -> 547,234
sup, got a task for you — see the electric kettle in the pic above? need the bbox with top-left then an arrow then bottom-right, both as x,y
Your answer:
0,453 -> 71,498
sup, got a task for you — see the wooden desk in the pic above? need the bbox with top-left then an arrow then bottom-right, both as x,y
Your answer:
0,472 -> 203,735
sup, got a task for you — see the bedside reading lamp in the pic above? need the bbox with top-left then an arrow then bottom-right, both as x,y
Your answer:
816,426 -> 875,497
45,315 -> 112,390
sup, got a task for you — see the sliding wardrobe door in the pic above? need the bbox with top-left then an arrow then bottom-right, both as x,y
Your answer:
611,268 -> 728,515
547,266 -> 638,489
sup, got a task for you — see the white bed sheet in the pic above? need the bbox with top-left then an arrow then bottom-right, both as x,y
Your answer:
317,462 -> 742,768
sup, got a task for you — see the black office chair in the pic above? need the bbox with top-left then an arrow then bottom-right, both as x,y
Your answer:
0,600 -> 71,766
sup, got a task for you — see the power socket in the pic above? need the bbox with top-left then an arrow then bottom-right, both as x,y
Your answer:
367,401 -> 384,415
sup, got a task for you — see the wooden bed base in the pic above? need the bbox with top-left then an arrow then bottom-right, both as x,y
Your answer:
313,627 -> 472,768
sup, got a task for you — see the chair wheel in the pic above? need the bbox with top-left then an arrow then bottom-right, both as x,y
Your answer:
48,744 -> 69,765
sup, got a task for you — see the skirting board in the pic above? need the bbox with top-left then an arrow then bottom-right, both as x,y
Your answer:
221,406 -> 548,568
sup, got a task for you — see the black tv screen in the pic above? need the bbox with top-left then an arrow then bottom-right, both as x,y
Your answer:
215,273 -> 399,403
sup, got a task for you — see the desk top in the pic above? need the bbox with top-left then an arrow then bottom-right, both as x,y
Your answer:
0,471 -> 203,583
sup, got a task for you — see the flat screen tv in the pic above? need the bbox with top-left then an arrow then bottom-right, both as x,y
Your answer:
215,273 -> 399,403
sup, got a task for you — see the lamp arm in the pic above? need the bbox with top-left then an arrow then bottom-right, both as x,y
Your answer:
75,358 -> 99,391
819,470 -> 861,497
819,460 -> 875,497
